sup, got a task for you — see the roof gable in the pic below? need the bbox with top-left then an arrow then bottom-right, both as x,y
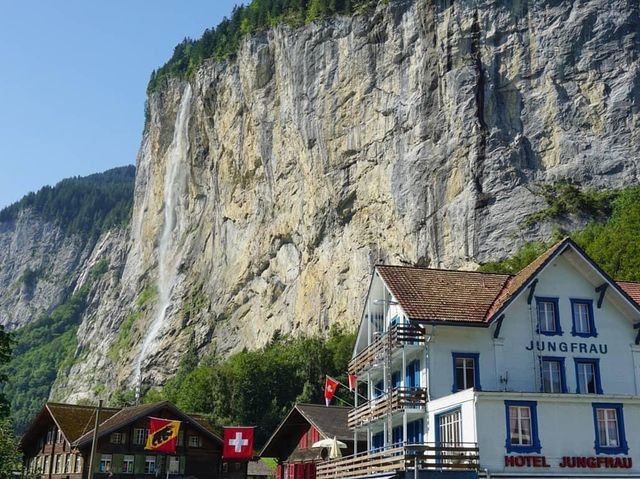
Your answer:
72,401 -> 222,447
260,404 -> 362,459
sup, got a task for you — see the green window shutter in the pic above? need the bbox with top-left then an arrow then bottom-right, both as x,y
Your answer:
179,456 -> 185,475
93,454 -> 101,473
134,455 -> 145,474
112,455 -> 123,473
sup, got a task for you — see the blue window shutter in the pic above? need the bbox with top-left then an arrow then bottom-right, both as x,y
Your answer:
414,361 -> 420,387
405,362 -> 412,387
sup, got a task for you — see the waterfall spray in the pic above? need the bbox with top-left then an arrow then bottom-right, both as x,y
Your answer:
133,84 -> 192,388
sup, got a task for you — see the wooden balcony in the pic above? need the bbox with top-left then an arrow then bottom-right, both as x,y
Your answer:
348,324 -> 425,376
348,387 -> 427,428
316,443 -> 479,479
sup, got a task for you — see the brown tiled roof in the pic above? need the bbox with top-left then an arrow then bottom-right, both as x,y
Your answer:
48,403 -> 120,443
376,266 -> 510,323
484,238 -> 571,320
618,281 -> 640,306
74,401 -> 222,447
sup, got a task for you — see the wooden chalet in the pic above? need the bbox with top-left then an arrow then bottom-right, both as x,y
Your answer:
20,400 -> 246,479
260,404 -> 365,479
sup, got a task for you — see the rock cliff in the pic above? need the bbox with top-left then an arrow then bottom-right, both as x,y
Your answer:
21,0 -> 640,400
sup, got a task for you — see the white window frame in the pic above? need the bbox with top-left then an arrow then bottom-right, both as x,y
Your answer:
438,409 -> 462,446
573,302 -> 591,334
99,454 -> 112,473
168,456 -> 180,474
509,406 -> 532,446
596,408 -> 620,448
145,456 -> 156,475
134,428 -> 149,445
577,361 -> 598,394
537,301 -> 557,333
541,358 -> 564,393
188,435 -> 201,448
123,455 -> 135,474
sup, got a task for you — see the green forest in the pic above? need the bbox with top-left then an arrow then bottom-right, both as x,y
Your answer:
0,166 -> 135,243
480,184 -> 640,281
124,327 -> 356,447
148,0 -> 382,93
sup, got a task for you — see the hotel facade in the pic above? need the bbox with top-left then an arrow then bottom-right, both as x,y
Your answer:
317,238 -> 640,479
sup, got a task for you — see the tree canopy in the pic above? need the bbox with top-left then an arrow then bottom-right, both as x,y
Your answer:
0,166 -> 135,243
148,0 -> 382,93
141,327 -> 356,447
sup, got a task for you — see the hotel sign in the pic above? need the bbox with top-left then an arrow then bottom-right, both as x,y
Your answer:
505,455 -> 633,469
525,340 -> 608,354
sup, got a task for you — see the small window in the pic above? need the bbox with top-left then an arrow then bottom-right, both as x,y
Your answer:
571,299 -> 597,337
144,456 -> 156,475
134,428 -> 149,445
122,455 -> 135,474
64,454 -> 71,474
55,454 -> 63,474
74,455 -> 83,474
505,401 -> 540,453
452,353 -> 480,392
575,358 -> 602,394
168,457 -> 180,475
391,371 -> 401,389
188,435 -> 201,448
374,380 -> 384,398
536,297 -> 561,335
99,454 -> 112,473
540,357 -> 566,393
392,425 -> 403,446
177,430 -> 184,446
110,432 -> 125,444
592,403 -> 628,454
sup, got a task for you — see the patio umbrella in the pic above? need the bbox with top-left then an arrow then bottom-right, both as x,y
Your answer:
311,437 -> 347,449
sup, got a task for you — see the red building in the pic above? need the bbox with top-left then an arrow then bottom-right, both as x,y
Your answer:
260,404 -> 364,479
20,401 -> 245,479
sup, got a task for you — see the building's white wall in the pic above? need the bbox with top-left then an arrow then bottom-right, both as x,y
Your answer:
426,254 -> 640,400
475,393 -> 640,474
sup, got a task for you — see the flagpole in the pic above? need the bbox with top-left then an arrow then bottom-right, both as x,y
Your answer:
332,377 -> 367,401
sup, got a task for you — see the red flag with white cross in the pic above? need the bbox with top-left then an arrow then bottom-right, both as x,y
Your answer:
223,427 -> 254,460
324,376 -> 340,406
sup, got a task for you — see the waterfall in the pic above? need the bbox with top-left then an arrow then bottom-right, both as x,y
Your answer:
133,84 -> 192,389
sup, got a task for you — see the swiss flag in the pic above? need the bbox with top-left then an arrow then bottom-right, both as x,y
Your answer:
348,374 -> 357,392
324,376 -> 340,406
223,427 -> 254,460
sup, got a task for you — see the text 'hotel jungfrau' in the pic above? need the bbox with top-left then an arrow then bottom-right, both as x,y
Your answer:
316,238 -> 640,479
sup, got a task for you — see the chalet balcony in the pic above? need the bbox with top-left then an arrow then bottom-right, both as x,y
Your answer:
316,443 -> 479,479
348,324 -> 425,377
348,387 -> 427,428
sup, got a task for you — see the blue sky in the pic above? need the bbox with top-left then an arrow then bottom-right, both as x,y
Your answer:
0,0 -> 243,209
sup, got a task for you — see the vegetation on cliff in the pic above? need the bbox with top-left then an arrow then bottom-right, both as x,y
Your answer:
0,257 -> 111,433
0,166 -> 135,242
480,185 -> 640,281
148,0 -> 382,93
0,327 -> 20,478
139,327 -> 355,447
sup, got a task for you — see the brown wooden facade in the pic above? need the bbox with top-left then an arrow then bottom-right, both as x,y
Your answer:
20,401 -> 245,479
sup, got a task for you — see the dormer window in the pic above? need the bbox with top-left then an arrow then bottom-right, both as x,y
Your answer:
536,297 -> 562,336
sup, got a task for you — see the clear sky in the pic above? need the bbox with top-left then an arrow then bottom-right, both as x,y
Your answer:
0,0 -> 243,209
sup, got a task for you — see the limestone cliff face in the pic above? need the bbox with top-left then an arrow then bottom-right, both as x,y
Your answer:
0,211 -> 86,329
59,0 -> 640,399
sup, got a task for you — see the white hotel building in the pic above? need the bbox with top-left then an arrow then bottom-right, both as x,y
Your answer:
317,238 -> 640,479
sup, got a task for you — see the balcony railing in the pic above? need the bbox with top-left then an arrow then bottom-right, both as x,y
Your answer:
316,443 -> 479,479
348,324 -> 425,376
348,387 -> 427,428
